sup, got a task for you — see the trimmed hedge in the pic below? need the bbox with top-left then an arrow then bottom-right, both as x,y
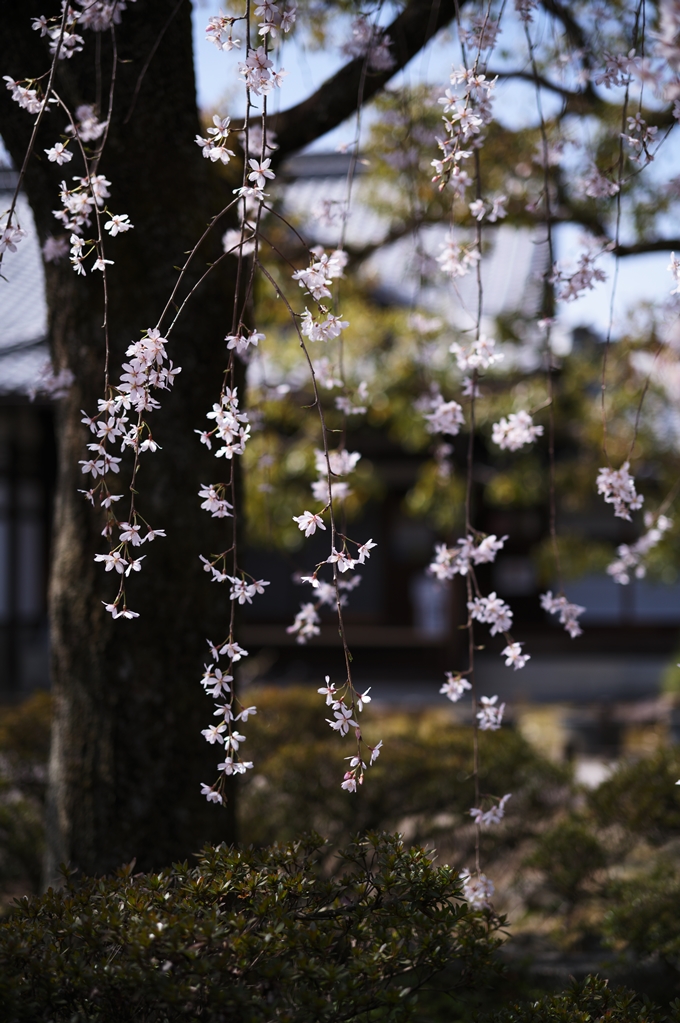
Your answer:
0,833 -> 502,1022
489,974 -> 680,1023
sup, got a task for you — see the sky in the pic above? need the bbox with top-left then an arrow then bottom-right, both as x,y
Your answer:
190,0 -> 675,338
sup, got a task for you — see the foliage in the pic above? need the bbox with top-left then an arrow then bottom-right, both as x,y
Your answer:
604,862 -> 680,968
588,748 -> 680,843
523,817 -> 607,906
0,693 -> 51,899
486,975 -> 680,1023
0,833 -> 503,1023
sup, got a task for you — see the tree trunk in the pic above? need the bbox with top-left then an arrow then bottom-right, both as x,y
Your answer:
1,0 -> 240,876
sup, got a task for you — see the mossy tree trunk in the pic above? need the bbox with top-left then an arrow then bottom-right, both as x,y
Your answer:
1,0 -> 241,876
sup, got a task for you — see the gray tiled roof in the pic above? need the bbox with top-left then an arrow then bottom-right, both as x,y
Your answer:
0,185 -> 50,396
0,153 -> 549,395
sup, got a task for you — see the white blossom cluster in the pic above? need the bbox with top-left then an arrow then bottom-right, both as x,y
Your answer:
459,869 -> 495,909
55,173 -> 133,277
540,591 -> 586,638
254,0 -> 297,39
429,534 -> 507,580
468,195 -> 507,223
3,74 -> 47,115
422,393 -> 465,437
440,672 -> 472,702
318,676 -> 382,792
470,793 -> 511,826
621,113 -> 659,162
200,639 -> 255,805
286,445 -> 375,643
292,247 -> 348,301
301,309 -> 349,343
341,15 -> 394,70
450,335 -> 503,373
29,1 -> 137,64
238,45 -> 288,97
593,48 -> 639,89
436,238 -> 480,278
196,374 -> 268,800
491,410 -> 543,451
502,641 -> 530,670
477,694 -> 506,730
195,115 -> 235,165
431,65 -> 497,192
581,167 -> 620,199
0,223 -> 27,255
514,0 -> 538,24
27,365 -> 74,401
551,251 -> 607,302
468,592 -> 513,635
459,14 -> 501,52
309,446 -> 358,504
607,513 -> 672,584
596,461 -> 644,520
66,103 -> 108,142
197,386 -> 251,459
80,329 -> 181,617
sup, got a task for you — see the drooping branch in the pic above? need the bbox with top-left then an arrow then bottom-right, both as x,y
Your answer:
271,0 -> 468,159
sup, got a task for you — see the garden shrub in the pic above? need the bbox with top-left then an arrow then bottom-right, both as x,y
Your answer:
486,974 -> 680,1023
0,832 -> 503,1022
523,817 -> 608,906
604,862 -> 680,967
588,749 -> 680,843
0,693 -> 50,899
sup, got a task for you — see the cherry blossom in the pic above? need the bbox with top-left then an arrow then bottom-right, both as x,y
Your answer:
552,251 -> 607,302
327,548 -> 356,573
450,335 -> 503,373
66,104 -> 107,142
3,76 -> 45,114
540,591 -> 586,638
606,514 -> 672,584
356,539 -> 377,564
200,783 -> 223,804
437,238 -> 480,278
492,411 -> 543,451
293,510 -> 326,536
501,642 -> 530,670
596,461 -> 644,520
429,534 -> 507,580
460,869 -> 495,908
105,213 -> 134,236
477,695 -> 505,731
198,485 -> 233,518
247,158 -> 275,188
45,142 -> 72,165
301,309 -> 349,343
341,16 -> 394,70
469,793 -> 511,826
423,395 -> 465,436
326,703 -> 358,735
206,11 -> 242,51
287,602 -> 321,642
440,672 -> 472,702
42,235 -> 69,262
0,225 -> 27,254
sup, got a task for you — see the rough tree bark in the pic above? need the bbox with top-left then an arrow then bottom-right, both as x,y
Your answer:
0,0 -> 458,878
